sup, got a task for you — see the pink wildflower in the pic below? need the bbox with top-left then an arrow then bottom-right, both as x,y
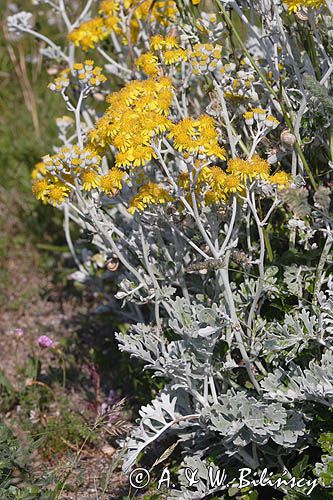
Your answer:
38,335 -> 55,349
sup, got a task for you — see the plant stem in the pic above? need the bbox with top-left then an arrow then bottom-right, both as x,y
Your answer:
246,191 -> 265,340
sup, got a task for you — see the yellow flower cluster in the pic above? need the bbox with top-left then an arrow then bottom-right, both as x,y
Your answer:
68,0 -> 177,51
99,0 -> 120,16
48,61 -> 106,93
177,163 -> 244,206
72,60 -> 107,87
48,69 -> 70,93
100,168 -> 127,195
204,168 -> 244,205
31,146 -> 102,205
90,78 -> 174,167
31,145 -> 290,210
243,108 -> 280,129
68,1 -> 120,50
176,156 -> 290,207
163,47 -> 188,65
128,182 -> 173,214
136,35 -> 187,77
177,164 -> 231,205
150,34 -> 179,50
32,180 -> 70,206
218,61 -> 257,103
135,53 -> 159,77
168,116 -> 226,159
31,145 -> 128,204
227,155 -> 270,181
152,34 -> 187,65
189,43 -> 223,75
226,156 -> 290,188
269,171 -> 291,188
124,0 -> 177,25
284,0 -> 325,12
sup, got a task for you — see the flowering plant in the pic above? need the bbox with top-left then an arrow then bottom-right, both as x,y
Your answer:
8,0 -> 333,496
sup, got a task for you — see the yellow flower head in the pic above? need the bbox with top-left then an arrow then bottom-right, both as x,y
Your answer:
189,43 -> 222,75
81,170 -> 101,190
284,0 -> 325,12
169,115 -> 226,159
136,53 -> 159,77
100,168 -> 126,195
150,34 -> 165,50
164,34 -> 179,49
204,167 -> 244,203
209,166 -> 227,188
150,34 -> 179,51
68,17 -> 111,51
243,111 -> 254,126
227,155 -> 270,181
31,145 -> 101,205
205,189 -> 226,205
269,171 -> 291,188
72,60 -> 107,87
128,182 -> 173,213
223,173 -> 244,193
244,108 -> 279,129
162,48 -> 188,65
32,162 -> 47,180
265,115 -> 280,128
47,184 -> 70,206
99,0 -> 119,15
32,179 -> 50,202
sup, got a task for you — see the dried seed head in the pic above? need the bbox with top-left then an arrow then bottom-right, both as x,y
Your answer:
280,129 -> 296,147
186,257 -> 225,273
165,204 -> 177,216
93,92 -> 105,101
217,206 -> 230,221
47,65 -> 60,75
296,9 -> 309,21
200,243 -> 210,254
106,256 -> 120,272
207,91 -> 222,115
231,249 -> 250,265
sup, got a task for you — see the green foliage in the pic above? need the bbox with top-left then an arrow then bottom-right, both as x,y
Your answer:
304,75 -> 333,113
0,372 -> 16,413
0,0 -> 64,251
0,423 -> 53,498
315,433 -> 333,489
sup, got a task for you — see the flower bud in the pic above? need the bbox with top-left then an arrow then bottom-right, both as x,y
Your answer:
280,129 -> 296,146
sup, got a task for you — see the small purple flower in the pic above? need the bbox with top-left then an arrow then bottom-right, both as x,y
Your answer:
13,328 -> 24,339
108,410 -> 121,425
107,389 -> 119,406
38,335 -> 55,349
